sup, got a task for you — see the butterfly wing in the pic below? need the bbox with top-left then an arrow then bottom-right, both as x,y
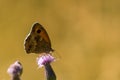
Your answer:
24,23 -> 53,54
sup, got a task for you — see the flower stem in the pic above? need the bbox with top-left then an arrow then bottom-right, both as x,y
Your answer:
11,75 -> 21,80
44,63 -> 56,80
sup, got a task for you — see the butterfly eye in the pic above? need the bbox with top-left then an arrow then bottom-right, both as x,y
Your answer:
37,29 -> 41,33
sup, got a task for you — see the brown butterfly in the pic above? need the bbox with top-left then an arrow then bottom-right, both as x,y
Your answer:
24,23 -> 54,54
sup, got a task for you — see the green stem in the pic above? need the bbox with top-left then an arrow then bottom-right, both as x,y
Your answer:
44,63 -> 56,80
12,75 -> 20,80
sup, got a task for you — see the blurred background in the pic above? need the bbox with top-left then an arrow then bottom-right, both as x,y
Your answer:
0,0 -> 120,80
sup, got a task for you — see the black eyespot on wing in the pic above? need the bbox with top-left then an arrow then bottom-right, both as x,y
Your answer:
37,29 -> 41,33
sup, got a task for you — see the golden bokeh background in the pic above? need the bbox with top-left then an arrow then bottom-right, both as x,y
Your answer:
0,0 -> 120,80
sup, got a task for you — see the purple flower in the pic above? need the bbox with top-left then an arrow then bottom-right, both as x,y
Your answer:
37,54 -> 55,68
37,54 -> 56,80
7,60 -> 23,80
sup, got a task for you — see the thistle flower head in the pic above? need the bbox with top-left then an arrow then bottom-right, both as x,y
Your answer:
7,60 -> 23,77
37,54 -> 55,68
37,54 -> 56,80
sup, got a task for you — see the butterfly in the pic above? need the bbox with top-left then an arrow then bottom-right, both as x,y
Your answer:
24,23 -> 54,54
